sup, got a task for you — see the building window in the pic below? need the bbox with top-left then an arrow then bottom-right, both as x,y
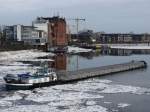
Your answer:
36,39 -> 40,43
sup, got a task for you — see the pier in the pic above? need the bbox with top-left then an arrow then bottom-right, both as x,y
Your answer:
57,61 -> 147,82
6,60 -> 147,90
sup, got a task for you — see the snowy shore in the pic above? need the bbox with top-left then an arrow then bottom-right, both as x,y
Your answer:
0,50 -> 54,76
67,46 -> 92,53
0,49 -> 54,62
110,45 -> 150,50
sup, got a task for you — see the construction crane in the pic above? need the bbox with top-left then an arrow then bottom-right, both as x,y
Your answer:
67,18 -> 86,34
66,18 -> 85,71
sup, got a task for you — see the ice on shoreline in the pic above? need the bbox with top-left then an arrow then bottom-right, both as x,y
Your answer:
67,46 -> 92,53
110,45 -> 150,50
0,50 -> 54,62
0,50 -> 54,77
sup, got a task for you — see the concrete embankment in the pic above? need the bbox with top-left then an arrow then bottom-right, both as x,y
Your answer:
57,61 -> 147,82
5,60 -> 147,90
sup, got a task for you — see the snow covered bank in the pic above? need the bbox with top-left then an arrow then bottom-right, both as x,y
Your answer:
0,50 -> 54,77
110,45 -> 150,50
0,50 -> 54,62
67,46 -> 92,53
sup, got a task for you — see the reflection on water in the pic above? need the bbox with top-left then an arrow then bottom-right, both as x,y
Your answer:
101,48 -> 150,56
47,54 -> 78,72
49,54 -> 67,71
45,48 -> 150,72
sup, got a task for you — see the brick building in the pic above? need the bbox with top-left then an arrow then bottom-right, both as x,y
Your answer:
33,16 -> 67,49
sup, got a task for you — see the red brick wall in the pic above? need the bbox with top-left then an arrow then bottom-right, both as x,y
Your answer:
48,18 -> 67,47
56,21 -> 67,46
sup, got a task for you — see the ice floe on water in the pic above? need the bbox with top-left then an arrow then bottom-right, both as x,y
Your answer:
0,50 -> 54,62
86,100 -> 97,106
100,84 -> 150,95
0,50 -> 54,78
0,92 -> 23,108
0,100 -> 12,107
117,103 -> 131,108
0,104 -> 108,112
66,105 -> 108,112
0,78 -> 150,111
104,101 -> 112,104
26,86 -> 104,103
0,49 -> 149,112
0,105 -> 57,112
67,46 -> 92,53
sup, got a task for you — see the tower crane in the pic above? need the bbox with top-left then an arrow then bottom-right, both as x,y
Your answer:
66,18 -> 85,71
67,18 -> 86,34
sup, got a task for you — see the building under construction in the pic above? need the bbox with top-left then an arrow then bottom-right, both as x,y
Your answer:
33,16 -> 68,51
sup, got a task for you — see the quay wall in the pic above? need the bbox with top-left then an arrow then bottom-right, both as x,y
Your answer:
57,61 -> 147,82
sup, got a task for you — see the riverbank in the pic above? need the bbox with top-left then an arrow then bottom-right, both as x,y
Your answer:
110,45 -> 150,50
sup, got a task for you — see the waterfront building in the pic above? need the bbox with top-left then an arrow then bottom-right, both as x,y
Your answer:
3,26 -> 15,41
95,33 -> 150,44
78,30 -> 96,43
32,18 -> 49,42
33,16 -> 67,49
3,25 -> 46,45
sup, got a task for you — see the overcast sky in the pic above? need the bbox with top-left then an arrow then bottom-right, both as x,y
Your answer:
0,0 -> 150,33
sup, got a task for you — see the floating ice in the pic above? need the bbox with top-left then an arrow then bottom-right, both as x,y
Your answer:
78,105 -> 108,112
1,92 -> 22,101
0,50 -> 54,77
111,109 -> 119,112
0,101 -> 12,107
86,100 -> 96,106
0,104 -> 108,112
0,76 -> 150,112
26,86 -> 104,103
100,84 -> 150,95
117,103 -> 131,108
104,102 -> 112,104
67,46 -> 92,53
0,105 -> 58,112
0,50 -> 54,62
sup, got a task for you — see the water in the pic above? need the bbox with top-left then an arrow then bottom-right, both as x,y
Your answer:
0,49 -> 150,112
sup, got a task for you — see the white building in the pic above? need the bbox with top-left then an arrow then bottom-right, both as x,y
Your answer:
32,18 -> 49,43
4,25 -> 47,45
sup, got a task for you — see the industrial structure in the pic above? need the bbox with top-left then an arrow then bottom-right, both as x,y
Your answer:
1,15 -> 150,51
0,16 -> 68,51
70,32 -> 150,45
33,16 -> 67,51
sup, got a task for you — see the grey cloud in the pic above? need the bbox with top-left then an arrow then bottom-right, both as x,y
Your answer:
0,0 -> 150,33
